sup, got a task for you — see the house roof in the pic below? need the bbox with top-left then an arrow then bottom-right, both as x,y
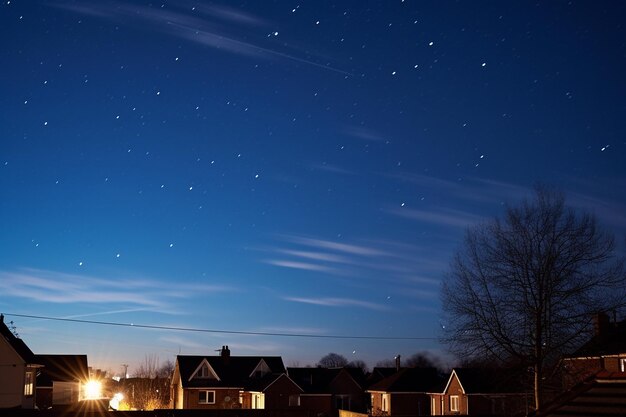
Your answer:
445,368 -> 525,394
367,367 -> 401,387
367,367 -> 444,393
288,367 -> 337,394
34,354 -> 89,386
176,354 -> 286,389
0,314 -> 37,364
287,367 -> 365,394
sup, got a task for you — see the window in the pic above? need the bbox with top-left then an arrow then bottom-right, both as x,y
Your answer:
289,394 -> 300,406
199,390 -> 215,404
198,364 -> 210,378
24,371 -> 34,396
620,358 -> 626,372
382,394 -> 390,412
450,395 -> 459,412
335,394 -> 351,410
252,393 -> 264,409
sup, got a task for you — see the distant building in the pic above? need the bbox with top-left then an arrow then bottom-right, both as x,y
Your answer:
0,314 -> 42,409
367,367 -> 444,416
34,354 -> 89,409
430,368 -> 529,416
170,345 -> 301,410
562,312 -> 626,388
288,366 -> 368,416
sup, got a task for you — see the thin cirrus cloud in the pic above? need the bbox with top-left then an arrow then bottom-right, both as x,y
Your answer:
387,206 -> 485,228
283,296 -> 389,311
387,173 -> 532,206
0,268 -> 232,311
263,234 -> 444,283
52,1 -> 351,75
262,259 -> 342,274
280,235 -> 391,257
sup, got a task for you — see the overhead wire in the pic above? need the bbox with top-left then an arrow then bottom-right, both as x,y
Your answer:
3,312 -> 436,341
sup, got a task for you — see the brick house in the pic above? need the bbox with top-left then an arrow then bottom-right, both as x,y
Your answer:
429,368 -> 528,416
170,346 -> 301,410
0,314 -> 42,409
562,312 -> 626,388
367,367 -> 444,416
288,366 -> 368,416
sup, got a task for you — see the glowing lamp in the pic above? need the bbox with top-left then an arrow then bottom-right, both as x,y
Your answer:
84,380 -> 103,400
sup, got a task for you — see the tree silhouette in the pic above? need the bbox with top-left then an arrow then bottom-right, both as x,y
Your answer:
441,186 -> 626,411
318,352 -> 348,368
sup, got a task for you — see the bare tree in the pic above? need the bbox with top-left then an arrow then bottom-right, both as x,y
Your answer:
126,355 -> 169,410
405,351 -> 444,371
347,359 -> 369,373
157,359 -> 174,379
318,352 -> 348,368
441,186 -> 626,411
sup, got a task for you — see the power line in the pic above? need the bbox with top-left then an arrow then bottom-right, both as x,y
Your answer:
3,312 -> 436,341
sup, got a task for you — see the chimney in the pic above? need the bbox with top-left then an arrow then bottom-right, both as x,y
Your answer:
221,345 -> 231,364
594,312 -> 611,337
395,355 -> 401,371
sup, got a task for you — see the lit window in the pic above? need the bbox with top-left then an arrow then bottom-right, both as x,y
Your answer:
199,390 -> 215,404
289,394 -> 300,406
450,395 -> 459,412
382,394 -> 390,412
24,371 -> 34,396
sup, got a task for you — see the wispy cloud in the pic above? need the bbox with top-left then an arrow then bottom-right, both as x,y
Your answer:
263,260 -> 341,274
262,234 -> 449,293
311,163 -> 357,176
0,268 -> 233,312
281,235 -> 390,257
386,206 -> 484,228
51,1 -> 350,75
284,296 -> 389,311
566,189 -> 626,230
386,173 -> 532,206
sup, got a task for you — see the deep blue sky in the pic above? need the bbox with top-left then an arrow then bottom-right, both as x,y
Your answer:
1,0 -> 625,375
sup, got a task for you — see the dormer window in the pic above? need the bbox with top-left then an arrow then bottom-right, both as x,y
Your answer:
250,359 -> 271,378
199,364 -> 210,378
190,359 -> 219,381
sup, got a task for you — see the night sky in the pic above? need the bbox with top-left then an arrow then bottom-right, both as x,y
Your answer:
2,1 -> 626,374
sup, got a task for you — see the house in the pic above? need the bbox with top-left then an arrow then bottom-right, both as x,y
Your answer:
562,312 -> 626,388
34,354 -> 89,409
367,367 -> 444,416
534,371 -> 626,417
0,314 -> 42,409
288,366 -> 368,416
170,345 -> 301,410
430,368 -> 528,416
